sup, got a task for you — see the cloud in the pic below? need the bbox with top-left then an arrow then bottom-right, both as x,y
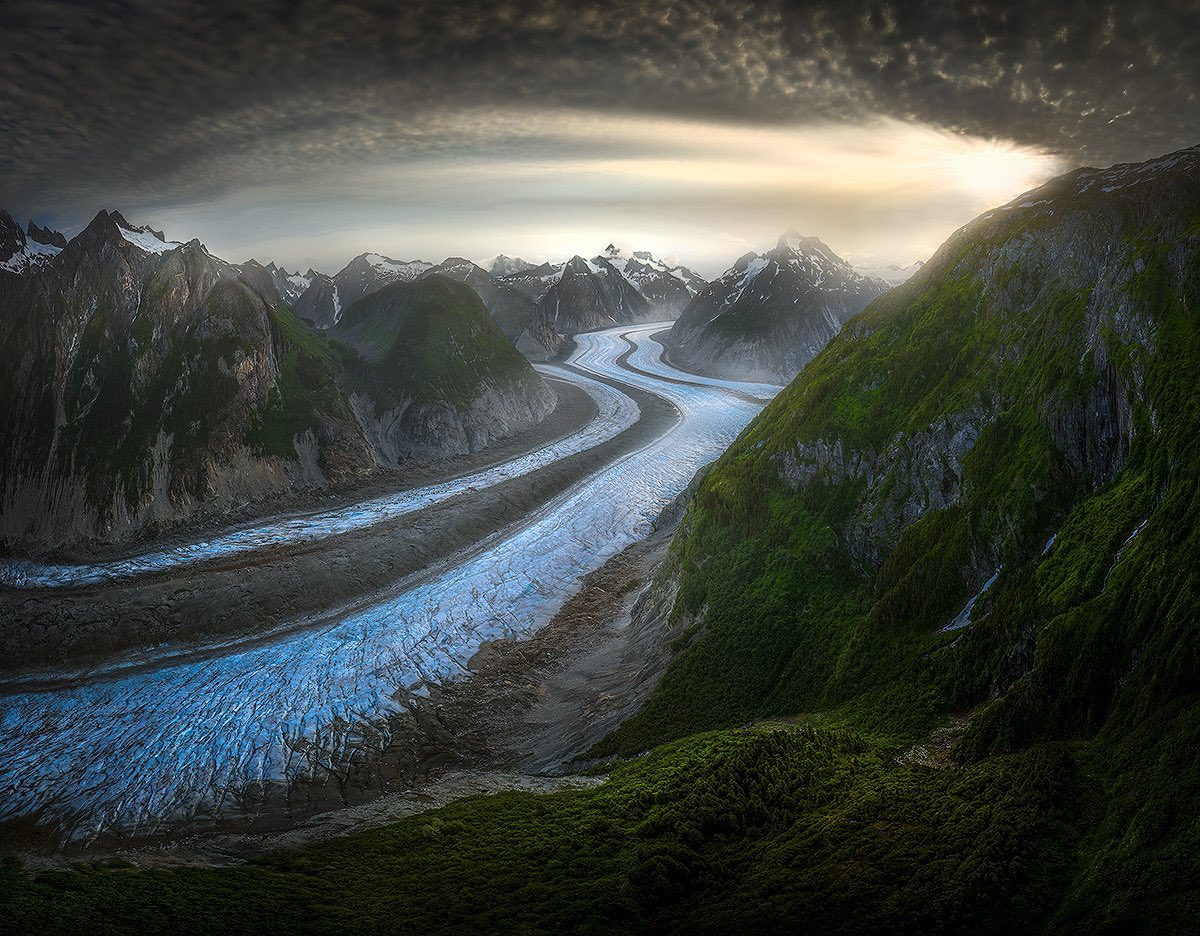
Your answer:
125,114 -> 1062,274
1,0 -> 1195,264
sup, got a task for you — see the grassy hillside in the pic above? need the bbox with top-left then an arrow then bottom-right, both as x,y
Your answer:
2,726 -> 1084,935
249,277 -> 550,461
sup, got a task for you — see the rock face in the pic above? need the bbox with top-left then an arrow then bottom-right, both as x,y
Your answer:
233,259 -> 284,304
667,231 -> 888,383
0,212 -> 555,551
291,269 -> 341,328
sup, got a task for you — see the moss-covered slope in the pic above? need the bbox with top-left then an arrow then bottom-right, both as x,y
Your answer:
592,145 -> 1200,928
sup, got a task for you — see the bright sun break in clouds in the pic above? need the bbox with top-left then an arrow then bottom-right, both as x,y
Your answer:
147,112 -> 1063,276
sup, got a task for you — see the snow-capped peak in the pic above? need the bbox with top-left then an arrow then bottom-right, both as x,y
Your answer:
0,211 -> 63,274
777,228 -> 807,252
590,245 -> 707,299
485,254 -> 536,276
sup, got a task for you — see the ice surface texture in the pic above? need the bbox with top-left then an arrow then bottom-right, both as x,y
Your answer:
0,324 -> 777,839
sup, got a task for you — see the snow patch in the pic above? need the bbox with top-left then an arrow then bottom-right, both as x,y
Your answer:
365,254 -> 432,280
118,225 -> 182,254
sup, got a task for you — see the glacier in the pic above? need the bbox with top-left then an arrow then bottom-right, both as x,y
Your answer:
0,323 -> 778,840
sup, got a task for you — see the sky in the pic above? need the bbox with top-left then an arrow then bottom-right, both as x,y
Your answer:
2,0 -> 1198,276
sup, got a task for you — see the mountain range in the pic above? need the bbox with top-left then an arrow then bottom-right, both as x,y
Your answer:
240,244 -> 707,358
0,210 -> 555,551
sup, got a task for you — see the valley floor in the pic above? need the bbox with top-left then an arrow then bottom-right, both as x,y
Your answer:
0,324 -> 777,853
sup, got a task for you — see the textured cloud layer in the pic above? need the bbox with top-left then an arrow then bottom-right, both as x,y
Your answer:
2,1 -> 1196,261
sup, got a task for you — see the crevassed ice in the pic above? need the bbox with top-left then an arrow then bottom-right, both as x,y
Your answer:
0,323 -> 778,839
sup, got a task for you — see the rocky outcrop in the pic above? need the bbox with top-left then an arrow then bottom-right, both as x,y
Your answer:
26,221 -> 67,249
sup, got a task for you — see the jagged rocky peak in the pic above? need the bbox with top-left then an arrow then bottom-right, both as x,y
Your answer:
26,221 -> 67,249
773,230 -> 857,271
487,254 -> 536,276
74,209 -> 183,255
0,210 -> 25,255
1,210 -> 65,274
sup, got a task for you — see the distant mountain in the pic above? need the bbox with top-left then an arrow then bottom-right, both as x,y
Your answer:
486,254 -> 537,276
280,251 -> 570,359
853,259 -> 925,286
255,261 -> 312,304
333,252 -> 433,310
597,244 -> 706,317
26,221 -> 67,249
497,261 -> 563,302
0,211 -> 64,275
0,211 -> 555,550
291,269 -> 341,329
534,254 -> 652,335
232,259 -> 284,304
666,230 -> 888,382
418,257 -> 568,360
498,246 -> 707,323
331,276 -> 556,458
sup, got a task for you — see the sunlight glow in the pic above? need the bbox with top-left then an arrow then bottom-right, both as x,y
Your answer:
154,110 -> 1064,274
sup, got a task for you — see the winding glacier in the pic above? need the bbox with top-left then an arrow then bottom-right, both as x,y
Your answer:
0,367 -> 638,589
0,323 -> 778,839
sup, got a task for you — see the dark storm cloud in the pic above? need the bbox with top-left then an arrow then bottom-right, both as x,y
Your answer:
2,0 -> 1197,224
